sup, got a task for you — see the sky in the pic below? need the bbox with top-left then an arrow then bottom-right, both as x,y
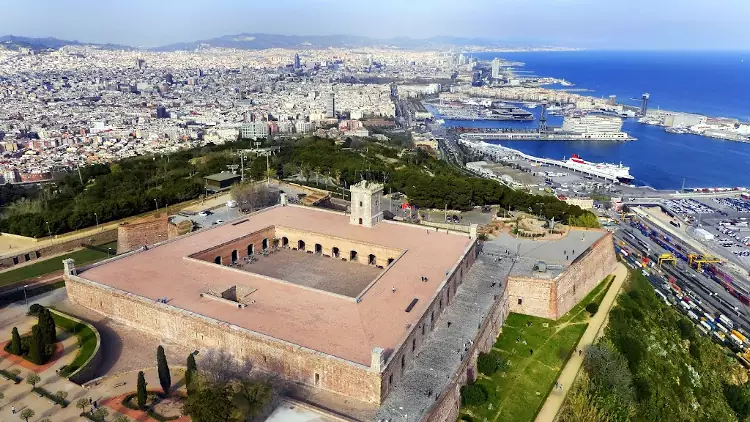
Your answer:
2,0 -> 749,50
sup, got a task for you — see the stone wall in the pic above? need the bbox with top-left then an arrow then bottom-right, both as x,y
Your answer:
506,276 -> 555,319
190,227 -> 276,264
0,229 -> 117,270
65,274 -> 383,403
117,217 -> 169,253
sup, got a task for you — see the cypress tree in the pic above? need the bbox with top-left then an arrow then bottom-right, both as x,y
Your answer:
37,310 -> 48,343
137,371 -> 147,409
45,309 -> 57,344
28,325 -> 44,365
157,345 -> 171,396
9,327 -> 22,355
186,353 -> 197,393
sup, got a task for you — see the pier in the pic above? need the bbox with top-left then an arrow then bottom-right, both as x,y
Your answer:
459,130 -> 636,142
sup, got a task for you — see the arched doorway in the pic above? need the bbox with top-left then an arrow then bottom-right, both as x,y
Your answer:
368,254 -> 376,265
298,240 -> 306,251
282,237 -> 289,247
332,247 -> 340,258
214,256 -> 222,265
315,244 -> 322,254
231,250 -> 238,263
350,250 -> 358,262
248,244 -> 254,255
262,238 -> 269,251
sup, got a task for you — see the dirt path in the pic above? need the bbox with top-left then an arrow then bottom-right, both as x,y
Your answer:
533,262 -> 628,422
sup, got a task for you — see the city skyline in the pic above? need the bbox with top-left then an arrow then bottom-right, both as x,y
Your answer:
1,0 -> 749,50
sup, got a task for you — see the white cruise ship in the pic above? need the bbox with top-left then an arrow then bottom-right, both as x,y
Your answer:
559,115 -> 630,140
564,154 -> 634,183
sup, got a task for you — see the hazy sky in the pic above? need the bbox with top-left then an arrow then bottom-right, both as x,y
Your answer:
2,0 -> 748,49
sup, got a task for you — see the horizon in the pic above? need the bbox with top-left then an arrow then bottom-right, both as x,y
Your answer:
1,0 -> 748,50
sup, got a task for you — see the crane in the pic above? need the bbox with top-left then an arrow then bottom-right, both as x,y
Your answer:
658,253 -> 677,267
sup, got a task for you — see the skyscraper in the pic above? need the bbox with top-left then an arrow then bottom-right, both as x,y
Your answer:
326,92 -> 336,118
294,53 -> 301,69
491,58 -> 502,79
641,93 -> 650,116
156,106 -> 169,119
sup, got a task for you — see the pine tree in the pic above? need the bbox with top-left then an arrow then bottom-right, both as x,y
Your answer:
186,353 -> 197,393
136,371 -> 147,409
157,345 -> 171,396
9,327 -> 22,356
45,309 -> 57,344
28,325 -> 44,365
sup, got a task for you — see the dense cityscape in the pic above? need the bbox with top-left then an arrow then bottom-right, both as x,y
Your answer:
0,2 -> 749,421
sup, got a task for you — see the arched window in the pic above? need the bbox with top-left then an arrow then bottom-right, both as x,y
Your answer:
214,256 -> 221,265
262,238 -> 269,250
298,240 -> 306,251
248,244 -> 254,255
332,247 -> 340,258
368,254 -> 376,265
231,250 -> 238,263
282,237 -> 289,247
315,244 -> 323,254
349,250 -> 358,262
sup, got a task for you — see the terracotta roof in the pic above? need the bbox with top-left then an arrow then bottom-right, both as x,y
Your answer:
80,206 -> 472,366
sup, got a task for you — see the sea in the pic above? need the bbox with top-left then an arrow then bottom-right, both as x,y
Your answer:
442,51 -> 750,190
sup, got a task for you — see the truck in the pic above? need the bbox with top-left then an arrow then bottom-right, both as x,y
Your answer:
687,310 -> 699,320
732,330 -> 748,344
701,320 -> 714,333
718,314 -> 734,329
730,333 -> 745,348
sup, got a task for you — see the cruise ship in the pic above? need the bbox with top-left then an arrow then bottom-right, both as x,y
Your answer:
564,154 -> 634,184
558,115 -> 631,140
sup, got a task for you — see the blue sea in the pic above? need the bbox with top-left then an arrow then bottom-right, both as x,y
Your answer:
446,51 -> 750,189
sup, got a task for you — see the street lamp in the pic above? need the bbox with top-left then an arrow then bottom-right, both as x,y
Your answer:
45,221 -> 52,241
23,284 -> 28,306
94,212 -> 99,231
107,247 -> 113,257
154,199 -> 159,214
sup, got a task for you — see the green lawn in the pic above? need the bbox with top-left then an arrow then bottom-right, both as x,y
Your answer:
50,310 -> 98,377
0,242 -> 117,287
460,275 -> 614,422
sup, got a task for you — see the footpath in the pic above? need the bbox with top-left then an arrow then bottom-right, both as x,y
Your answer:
534,262 -> 629,422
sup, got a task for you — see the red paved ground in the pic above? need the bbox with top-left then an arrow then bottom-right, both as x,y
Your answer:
0,340 -> 64,373
100,392 -> 190,422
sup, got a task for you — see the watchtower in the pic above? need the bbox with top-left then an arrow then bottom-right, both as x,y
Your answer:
349,181 -> 384,228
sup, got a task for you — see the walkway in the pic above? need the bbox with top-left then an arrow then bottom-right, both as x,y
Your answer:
534,262 -> 628,422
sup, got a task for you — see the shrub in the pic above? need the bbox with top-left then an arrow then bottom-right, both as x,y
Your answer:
477,352 -> 505,376
460,383 -> 488,406
585,303 -> 599,315
460,415 -> 475,422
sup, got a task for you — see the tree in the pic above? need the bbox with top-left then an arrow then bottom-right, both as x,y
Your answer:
231,380 -> 274,420
76,397 -> 90,414
182,380 -> 234,422
28,325 -> 45,365
92,407 -> 109,422
19,408 -> 34,422
137,370 -> 147,409
198,349 -> 253,385
157,345 -> 171,396
113,416 -> 131,422
186,353 -> 197,393
9,327 -> 22,356
55,390 -> 68,405
26,373 -> 41,388
460,383 -> 488,406
37,308 -> 56,345
585,303 -> 599,315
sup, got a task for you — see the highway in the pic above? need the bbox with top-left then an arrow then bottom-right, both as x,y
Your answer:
613,222 -> 750,336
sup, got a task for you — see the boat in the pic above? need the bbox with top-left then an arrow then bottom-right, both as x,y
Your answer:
527,104 -> 538,109
556,115 -> 632,140
565,154 -> 634,184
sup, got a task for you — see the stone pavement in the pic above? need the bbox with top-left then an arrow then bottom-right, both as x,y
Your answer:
534,262 -> 628,422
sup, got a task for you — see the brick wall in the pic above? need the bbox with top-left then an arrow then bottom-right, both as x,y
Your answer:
190,227 -> 276,264
117,218 -> 169,253
65,274 -> 383,403
0,229 -> 117,270
506,277 -> 555,319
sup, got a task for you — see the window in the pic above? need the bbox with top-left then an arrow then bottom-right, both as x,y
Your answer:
368,254 -> 376,265
298,240 -> 306,250
248,244 -> 254,255
214,256 -> 221,265
35,251 -> 41,258
412,338 -> 416,352
350,250 -> 358,261
314,373 -> 320,386
282,237 -> 289,247
421,324 -> 425,336
359,201 -> 363,207
358,218 -> 363,225
231,250 -> 238,263
315,244 -> 322,254
431,311 -> 435,325
24,254 -> 30,262
439,298 -> 443,310
332,247 -> 340,258
262,238 -> 269,250
518,298 -> 523,305
401,355 -> 406,371
12,257 -> 18,265
389,373 -> 393,387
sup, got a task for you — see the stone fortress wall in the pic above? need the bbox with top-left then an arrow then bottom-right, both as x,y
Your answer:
506,232 -> 617,320
117,216 -> 193,254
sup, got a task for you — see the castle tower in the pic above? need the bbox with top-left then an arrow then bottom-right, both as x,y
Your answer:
349,181 -> 384,228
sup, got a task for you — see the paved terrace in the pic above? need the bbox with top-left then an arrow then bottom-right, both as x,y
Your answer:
77,205 -> 471,367
375,240 -> 518,421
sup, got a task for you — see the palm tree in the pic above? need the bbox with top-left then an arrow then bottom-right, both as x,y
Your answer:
332,168 -> 342,186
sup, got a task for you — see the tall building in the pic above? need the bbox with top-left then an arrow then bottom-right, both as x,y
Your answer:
293,53 -> 301,69
491,58 -> 502,79
239,122 -> 269,140
641,93 -> 650,116
458,53 -> 467,66
156,106 -> 169,119
326,91 -> 336,118
164,73 -> 174,85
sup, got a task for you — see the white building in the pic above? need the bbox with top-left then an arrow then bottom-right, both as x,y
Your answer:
240,122 -> 269,140
491,58 -> 502,79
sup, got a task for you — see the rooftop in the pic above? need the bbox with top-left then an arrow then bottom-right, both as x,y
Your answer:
78,205 -> 472,366
204,172 -> 241,182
